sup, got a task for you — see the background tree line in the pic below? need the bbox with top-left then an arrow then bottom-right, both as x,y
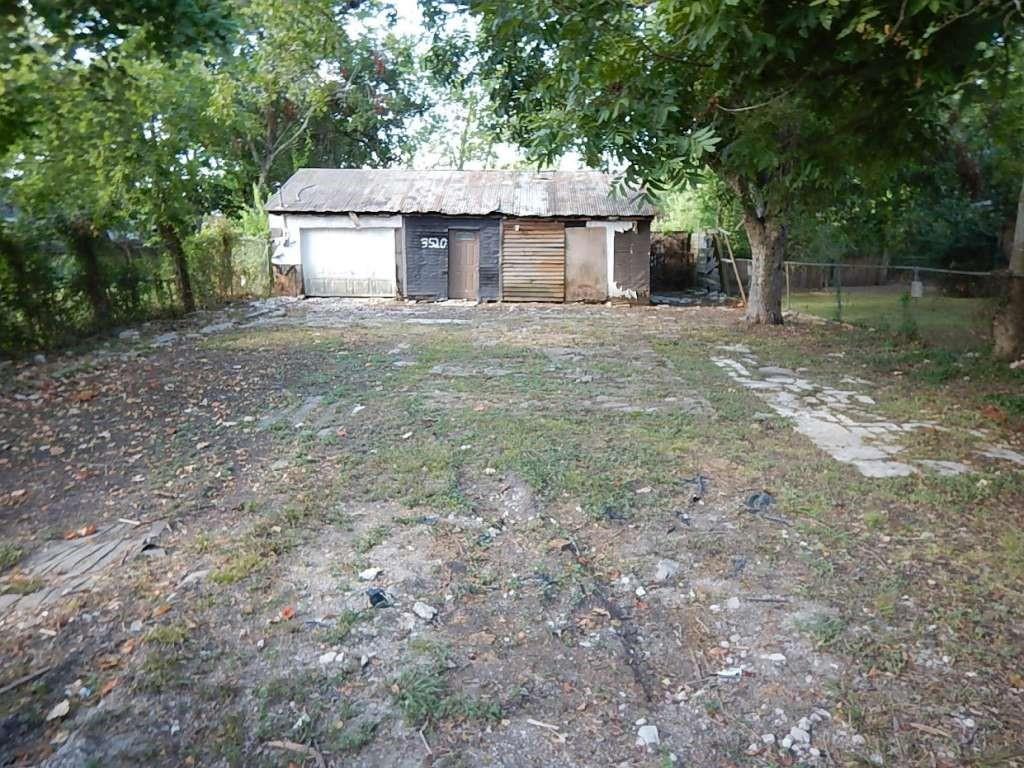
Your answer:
0,0 -> 425,353
3,1 -> 1023,358
426,0 -> 1023,355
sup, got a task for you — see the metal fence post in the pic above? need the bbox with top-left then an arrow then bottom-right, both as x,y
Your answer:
834,261 -> 843,322
785,262 -> 791,312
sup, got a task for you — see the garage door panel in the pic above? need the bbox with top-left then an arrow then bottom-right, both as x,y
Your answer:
301,228 -> 396,297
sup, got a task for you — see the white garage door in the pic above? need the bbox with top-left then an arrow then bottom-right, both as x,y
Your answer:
300,227 -> 396,297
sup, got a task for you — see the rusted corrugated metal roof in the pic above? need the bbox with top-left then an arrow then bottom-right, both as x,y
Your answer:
266,169 -> 656,218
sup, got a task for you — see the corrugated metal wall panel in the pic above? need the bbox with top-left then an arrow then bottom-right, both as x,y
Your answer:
502,220 -> 566,302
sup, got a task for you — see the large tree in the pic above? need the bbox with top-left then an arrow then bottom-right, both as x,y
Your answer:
0,0 -> 234,155
5,52 -> 230,317
454,0 -> 1022,324
209,0 -> 424,201
974,39 -> 1024,358
1,0 -> 235,334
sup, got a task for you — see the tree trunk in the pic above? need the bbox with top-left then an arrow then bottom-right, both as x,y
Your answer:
69,219 -> 112,328
742,209 -> 786,325
160,223 -> 196,314
993,175 -> 1024,360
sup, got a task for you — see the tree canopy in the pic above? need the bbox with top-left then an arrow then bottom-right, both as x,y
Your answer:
453,0 -> 1023,322
1,0 -> 1023,354
0,0 -> 425,349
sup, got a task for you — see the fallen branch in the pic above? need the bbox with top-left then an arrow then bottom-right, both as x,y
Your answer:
0,666 -> 53,696
264,739 -> 326,768
527,718 -> 567,742
527,718 -> 560,732
908,722 -> 952,739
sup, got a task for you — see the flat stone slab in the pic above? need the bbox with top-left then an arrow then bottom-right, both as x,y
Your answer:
3,520 -> 168,612
712,345 -> 1022,479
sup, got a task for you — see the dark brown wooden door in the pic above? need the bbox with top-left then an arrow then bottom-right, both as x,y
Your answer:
448,230 -> 479,300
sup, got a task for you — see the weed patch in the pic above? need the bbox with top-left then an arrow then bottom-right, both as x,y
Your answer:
0,542 -> 22,572
392,663 -> 501,728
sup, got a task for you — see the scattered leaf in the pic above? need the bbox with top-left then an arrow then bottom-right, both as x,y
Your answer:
980,404 -> 1006,423
63,524 -> 97,540
281,606 -> 296,621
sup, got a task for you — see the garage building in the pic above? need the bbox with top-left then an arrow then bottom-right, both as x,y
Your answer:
266,169 -> 655,302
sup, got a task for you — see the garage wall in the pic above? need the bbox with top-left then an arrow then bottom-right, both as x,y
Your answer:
586,220 -> 635,299
300,227 -> 396,297
403,216 -> 500,301
565,227 -> 607,302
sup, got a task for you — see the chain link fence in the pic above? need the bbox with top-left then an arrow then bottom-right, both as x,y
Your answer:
728,259 -> 1002,350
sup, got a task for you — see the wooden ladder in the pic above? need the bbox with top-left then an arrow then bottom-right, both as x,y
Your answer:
712,229 -> 747,306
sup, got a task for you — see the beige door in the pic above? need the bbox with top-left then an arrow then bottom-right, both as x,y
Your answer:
448,230 -> 479,300
565,227 -> 608,302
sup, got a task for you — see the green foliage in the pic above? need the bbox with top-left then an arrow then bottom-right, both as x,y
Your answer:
208,0 -> 425,195
0,542 -> 22,572
897,292 -> 919,341
654,173 -> 742,233
392,663 -> 502,728
236,185 -> 271,239
462,0 -> 1014,193
0,0 -> 423,353
447,0 -> 1021,315
0,1 -> 235,156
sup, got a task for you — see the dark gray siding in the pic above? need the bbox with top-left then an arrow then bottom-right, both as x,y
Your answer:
403,216 -> 501,300
613,220 -> 652,296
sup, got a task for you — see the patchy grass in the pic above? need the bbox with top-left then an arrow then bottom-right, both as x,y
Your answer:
4,302 -> 1023,767
1,576 -> 42,595
319,609 -> 369,645
210,551 -> 265,585
392,662 -> 502,728
249,669 -> 375,756
146,622 -> 191,646
0,542 -> 22,572
354,524 -> 392,554
797,613 -> 847,649
789,289 -> 997,349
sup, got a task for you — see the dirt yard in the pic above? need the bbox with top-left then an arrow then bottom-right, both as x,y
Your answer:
2,298 -> 1022,768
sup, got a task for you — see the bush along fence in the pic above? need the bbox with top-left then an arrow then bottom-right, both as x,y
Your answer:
1,226 -> 271,356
